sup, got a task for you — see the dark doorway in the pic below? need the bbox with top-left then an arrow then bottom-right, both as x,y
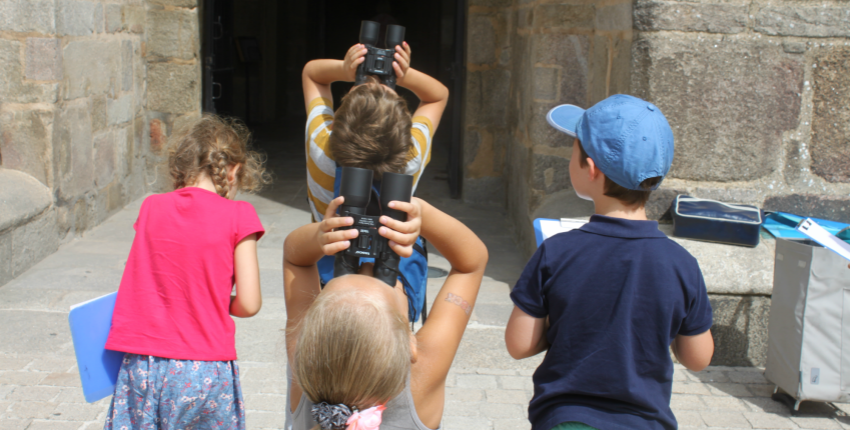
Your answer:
202,0 -> 466,198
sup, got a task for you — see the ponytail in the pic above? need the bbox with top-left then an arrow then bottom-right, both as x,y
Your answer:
292,287 -> 409,428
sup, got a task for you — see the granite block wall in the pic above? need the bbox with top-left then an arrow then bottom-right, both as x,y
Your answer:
463,0 -> 850,257
464,0 -> 633,256
634,0 -> 850,227
631,0 -> 850,366
462,0 -> 850,366
0,0 -> 202,286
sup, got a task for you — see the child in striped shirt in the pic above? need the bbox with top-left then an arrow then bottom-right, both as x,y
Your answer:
301,41 -> 448,222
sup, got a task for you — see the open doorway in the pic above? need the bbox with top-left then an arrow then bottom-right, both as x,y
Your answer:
202,0 -> 466,198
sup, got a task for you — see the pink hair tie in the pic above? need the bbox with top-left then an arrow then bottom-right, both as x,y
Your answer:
346,404 -> 386,430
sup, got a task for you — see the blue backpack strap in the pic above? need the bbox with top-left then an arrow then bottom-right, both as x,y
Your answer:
399,237 -> 428,322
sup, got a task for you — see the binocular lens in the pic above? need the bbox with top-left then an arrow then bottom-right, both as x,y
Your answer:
339,167 -> 374,215
380,172 -> 413,221
385,25 -> 405,49
359,20 -> 380,46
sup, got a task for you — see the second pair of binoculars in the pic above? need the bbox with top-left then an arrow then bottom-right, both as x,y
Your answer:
334,166 -> 413,287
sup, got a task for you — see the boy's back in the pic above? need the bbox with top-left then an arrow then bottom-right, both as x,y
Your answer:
511,215 -> 712,430
507,95 -> 714,430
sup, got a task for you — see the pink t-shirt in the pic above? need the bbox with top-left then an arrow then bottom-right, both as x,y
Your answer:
106,187 -> 265,361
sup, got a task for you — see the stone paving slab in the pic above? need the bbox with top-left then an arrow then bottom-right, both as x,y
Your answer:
2,157 -> 849,429
3,353 -> 850,430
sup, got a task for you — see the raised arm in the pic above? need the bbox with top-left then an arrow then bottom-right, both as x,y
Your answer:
283,197 -> 359,412
413,199 -> 488,388
283,198 -> 357,358
302,59 -> 343,112
393,44 -> 449,131
301,45 -> 368,112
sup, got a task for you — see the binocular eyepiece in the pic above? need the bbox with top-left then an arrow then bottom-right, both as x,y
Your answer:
355,20 -> 406,89
334,166 -> 413,287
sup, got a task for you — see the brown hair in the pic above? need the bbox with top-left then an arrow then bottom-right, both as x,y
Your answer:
576,140 -> 661,207
168,114 -> 270,197
292,286 -> 411,426
328,77 -> 413,179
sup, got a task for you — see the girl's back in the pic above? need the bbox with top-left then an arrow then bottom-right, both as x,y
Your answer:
106,187 -> 263,361
103,114 -> 269,430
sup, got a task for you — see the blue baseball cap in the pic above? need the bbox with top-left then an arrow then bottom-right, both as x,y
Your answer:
546,94 -> 674,191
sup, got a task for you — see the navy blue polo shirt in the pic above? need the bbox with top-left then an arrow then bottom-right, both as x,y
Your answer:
511,215 -> 712,430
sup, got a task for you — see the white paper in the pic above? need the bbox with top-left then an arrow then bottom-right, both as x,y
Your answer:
796,218 -> 850,262
70,292 -> 117,310
539,218 -> 588,241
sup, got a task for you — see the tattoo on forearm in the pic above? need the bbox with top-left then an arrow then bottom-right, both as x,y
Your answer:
445,293 -> 471,315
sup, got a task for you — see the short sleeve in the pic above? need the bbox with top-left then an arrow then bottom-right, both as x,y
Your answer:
406,117 -> 434,192
510,244 -> 550,319
133,195 -> 153,231
678,269 -> 713,336
235,202 -> 265,245
306,97 -> 336,222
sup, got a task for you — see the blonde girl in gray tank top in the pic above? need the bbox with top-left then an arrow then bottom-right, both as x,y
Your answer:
283,196 -> 488,430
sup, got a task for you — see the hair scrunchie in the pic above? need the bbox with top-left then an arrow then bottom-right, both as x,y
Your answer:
311,402 -> 353,430
347,405 -> 386,430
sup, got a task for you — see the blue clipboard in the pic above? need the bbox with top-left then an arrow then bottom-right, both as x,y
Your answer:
68,292 -> 124,403
533,218 -> 588,247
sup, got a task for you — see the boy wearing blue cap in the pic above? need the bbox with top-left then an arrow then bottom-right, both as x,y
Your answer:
505,94 -> 715,430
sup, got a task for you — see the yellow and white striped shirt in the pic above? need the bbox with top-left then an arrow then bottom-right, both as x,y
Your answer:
305,97 -> 434,221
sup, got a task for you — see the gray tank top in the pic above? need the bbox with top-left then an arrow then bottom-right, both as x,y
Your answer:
290,382 -> 438,430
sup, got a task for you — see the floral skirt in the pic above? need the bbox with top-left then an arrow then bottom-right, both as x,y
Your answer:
104,354 -> 245,430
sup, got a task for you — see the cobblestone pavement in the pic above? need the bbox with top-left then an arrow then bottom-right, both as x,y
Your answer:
1,149 -> 848,429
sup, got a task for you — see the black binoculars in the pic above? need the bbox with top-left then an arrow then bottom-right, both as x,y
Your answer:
334,166 -> 413,286
355,20 -> 406,90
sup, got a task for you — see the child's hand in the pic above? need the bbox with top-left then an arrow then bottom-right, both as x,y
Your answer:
393,42 -> 412,85
317,197 -> 358,255
379,196 -> 423,258
342,44 -> 368,82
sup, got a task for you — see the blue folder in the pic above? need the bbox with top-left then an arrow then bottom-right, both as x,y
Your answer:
533,218 -> 588,247
68,292 -> 124,403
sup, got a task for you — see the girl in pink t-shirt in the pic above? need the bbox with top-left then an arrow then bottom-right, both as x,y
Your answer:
104,115 -> 270,430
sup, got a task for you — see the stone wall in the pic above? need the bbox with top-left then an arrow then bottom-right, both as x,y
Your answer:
633,0 -> 850,226
464,0 -> 633,255
0,0 -> 202,286
631,0 -> 850,367
464,0 -> 850,256
462,0 -> 850,366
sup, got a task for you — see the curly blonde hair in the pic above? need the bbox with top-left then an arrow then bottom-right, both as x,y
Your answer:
168,114 -> 271,197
